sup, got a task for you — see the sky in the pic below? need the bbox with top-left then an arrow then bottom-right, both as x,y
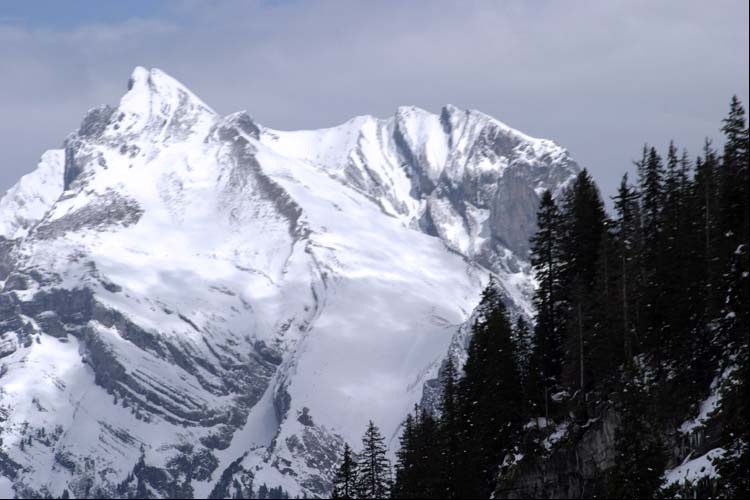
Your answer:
1,0 -> 748,204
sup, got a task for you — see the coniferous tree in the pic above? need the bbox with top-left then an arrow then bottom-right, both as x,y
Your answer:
638,146 -> 665,254
606,365 -> 668,499
412,408 -> 441,498
438,358 -> 460,498
712,344 -> 749,499
718,96 -> 749,266
711,97 -> 749,499
659,141 -> 690,352
559,168 -> 608,290
674,150 -> 698,363
638,146 -> 666,352
524,345 -> 545,423
612,174 -> 642,359
392,408 -> 441,499
528,190 -> 565,415
680,141 -> 723,405
332,443 -> 358,499
257,484 -> 268,499
691,140 -> 721,320
717,96 -> 750,347
589,219 -> 623,387
559,170 -> 607,395
456,281 -> 523,498
356,421 -> 391,499
512,317 -> 533,384
392,414 -> 415,499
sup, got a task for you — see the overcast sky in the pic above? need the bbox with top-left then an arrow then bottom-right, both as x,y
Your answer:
1,0 -> 748,203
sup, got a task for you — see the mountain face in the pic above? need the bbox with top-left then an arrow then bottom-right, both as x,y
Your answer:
0,67 -> 578,498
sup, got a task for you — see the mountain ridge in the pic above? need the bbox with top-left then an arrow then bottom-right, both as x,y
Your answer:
0,66 -> 578,498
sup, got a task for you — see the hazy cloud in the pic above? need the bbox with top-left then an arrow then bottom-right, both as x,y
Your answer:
1,0 -> 748,202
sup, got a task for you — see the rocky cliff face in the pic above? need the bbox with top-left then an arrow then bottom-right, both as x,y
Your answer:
0,67 -> 578,498
497,404 -> 620,499
495,375 -> 731,499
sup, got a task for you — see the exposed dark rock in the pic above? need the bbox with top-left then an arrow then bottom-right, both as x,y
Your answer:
254,340 -> 283,366
393,115 -> 436,198
297,407 -> 314,427
0,282 -> 274,430
0,236 -> 15,280
490,165 -> 541,257
100,279 -> 122,293
134,454 -> 195,499
178,313 -> 201,333
82,323 -> 128,392
200,425 -> 235,451
54,451 -> 78,473
0,293 -> 22,332
285,425 -> 344,496
274,383 -> 292,423
35,311 -> 67,338
3,272 -> 30,291
78,105 -> 116,139
495,400 -> 726,499
0,449 -> 22,480
166,445 -> 219,484
33,191 -> 143,240
210,111 -> 260,142
62,105 -> 116,190
217,130 -> 308,240
207,454 -> 248,499
496,407 -> 619,499
18,287 -> 94,323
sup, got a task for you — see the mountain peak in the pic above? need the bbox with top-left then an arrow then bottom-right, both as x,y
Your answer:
0,149 -> 63,241
124,66 -> 206,104
125,65 -> 150,91
59,67 -> 219,191
117,66 -> 216,137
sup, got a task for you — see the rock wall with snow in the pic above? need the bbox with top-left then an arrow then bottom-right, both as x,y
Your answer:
0,67 -> 578,498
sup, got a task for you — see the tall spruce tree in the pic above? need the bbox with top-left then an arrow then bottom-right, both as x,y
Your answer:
512,317 -> 533,384
657,141 -> 691,357
717,96 -> 750,347
438,358 -> 460,498
356,421 -> 391,499
456,281 -> 523,498
682,141 -> 723,405
691,141 -> 721,320
711,98 -> 749,498
718,96 -> 749,261
528,190 -> 565,415
589,219 -> 623,387
559,170 -> 607,394
638,146 -> 666,352
412,408 -> 441,498
332,443 -> 358,499
606,365 -> 668,499
612,174 -> 642,359
392,406 -> 442,499
392,414 -> 417,499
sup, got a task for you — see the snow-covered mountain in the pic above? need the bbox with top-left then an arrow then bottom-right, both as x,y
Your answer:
0,67 -> 578,498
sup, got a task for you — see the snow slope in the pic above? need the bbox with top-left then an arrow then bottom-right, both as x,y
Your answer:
0,67 -> 578,498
